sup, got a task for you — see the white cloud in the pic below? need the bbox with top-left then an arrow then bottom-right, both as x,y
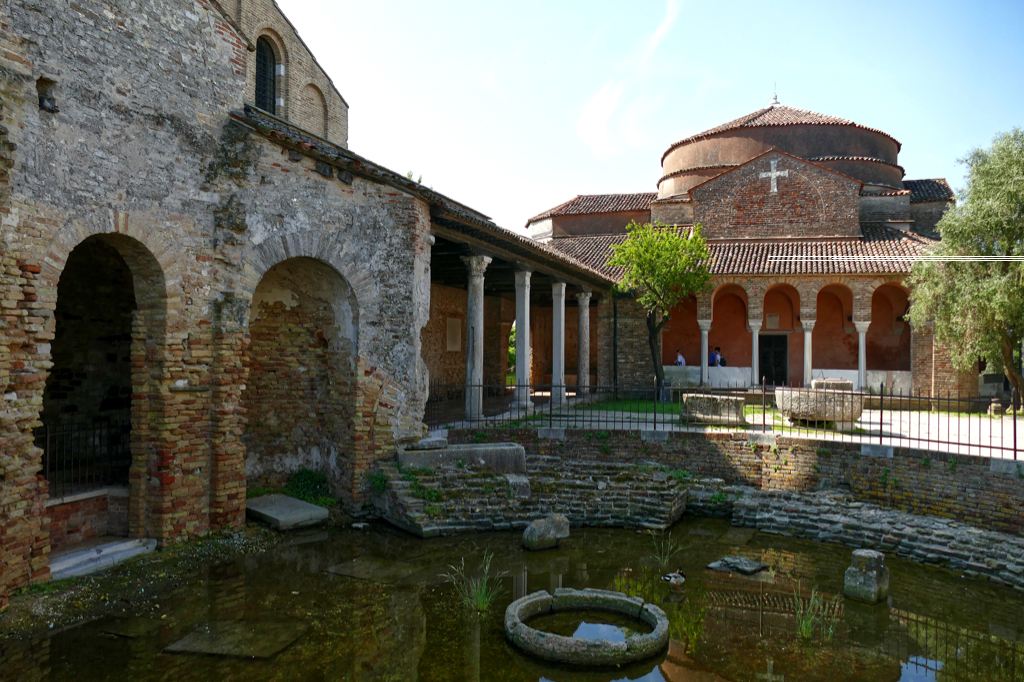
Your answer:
638,0 -> 681,71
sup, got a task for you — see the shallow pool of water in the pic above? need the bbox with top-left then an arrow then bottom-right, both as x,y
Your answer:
3,517 -> 1023,681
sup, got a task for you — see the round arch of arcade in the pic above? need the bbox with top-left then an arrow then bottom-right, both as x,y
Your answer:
236,234 -> 382,508
39,214 -> 183,543
680,275 -> 913,388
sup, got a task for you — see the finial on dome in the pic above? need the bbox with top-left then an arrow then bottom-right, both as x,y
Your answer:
770,92 -> 780,107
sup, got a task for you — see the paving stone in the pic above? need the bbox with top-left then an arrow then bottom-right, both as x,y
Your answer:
164,621 -> 307,658
246,494 -> 328,531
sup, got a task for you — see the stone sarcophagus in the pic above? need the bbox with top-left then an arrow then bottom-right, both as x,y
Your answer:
680,393 -> 746,425
775,378 -> 863,431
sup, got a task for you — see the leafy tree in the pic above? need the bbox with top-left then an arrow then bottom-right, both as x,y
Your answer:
908,128 -> 1024,403
507,323 -> 516,377
606,221 -> 712,392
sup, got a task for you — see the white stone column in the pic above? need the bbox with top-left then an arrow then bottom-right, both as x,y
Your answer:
698,319 -> 712,386
855,321 -> 870,390
512,270 -> 532,409
551,281 -> 567,406
802,320 -> 815,387
576,290 -> 592,396
750,320 -> 762,386
462,255 -> 491,419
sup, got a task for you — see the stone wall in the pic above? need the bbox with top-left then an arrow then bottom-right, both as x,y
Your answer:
447,429 -> 1024,535
596,296 -> 656,388
0,0 -> 432,607
731,488 -> 1024,591
373,454 -> 687,537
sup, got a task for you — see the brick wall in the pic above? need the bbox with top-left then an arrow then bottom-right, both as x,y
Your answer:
595,296 -> 656,388
422,283 -> 466,386
237,0 -> 349,146
47,495 -> 108,553
691,151 -> 862,240
448,429 -> 1024,535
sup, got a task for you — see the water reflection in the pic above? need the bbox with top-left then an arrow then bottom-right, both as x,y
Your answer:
0,519 -> 1022,681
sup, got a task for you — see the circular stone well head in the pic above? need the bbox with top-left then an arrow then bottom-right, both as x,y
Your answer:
504,588 -> 670,666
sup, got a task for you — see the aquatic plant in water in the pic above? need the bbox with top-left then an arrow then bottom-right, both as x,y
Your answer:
442,551 -> 507,613
793,582 -> 842,642
651,534 -> 682,569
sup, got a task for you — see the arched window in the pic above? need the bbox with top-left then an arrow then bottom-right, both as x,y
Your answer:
255,37 -> 277,113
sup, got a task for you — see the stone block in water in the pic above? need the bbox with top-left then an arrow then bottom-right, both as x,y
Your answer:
523,514 -> 570,551
844,549 -> 890,603
706,556 -> 768,575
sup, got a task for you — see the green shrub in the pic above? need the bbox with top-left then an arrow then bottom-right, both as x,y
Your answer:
455,457 -> 467,469
442,552 -> 506,612
474,431 -> 488,443
368,472 -> 387,492
284,469 -> 336,508
425,504 -> 444,519
709,490 -> 727,505
921,457 -> 931,468
814,448 -> 829,456
667,468 -> 692,485
246,486 -> 277,499
948,458 -> 958,474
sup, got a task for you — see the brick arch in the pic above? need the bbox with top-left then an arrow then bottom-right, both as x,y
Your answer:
40,218 -> 180,540
297,82 -> 328,138
762,281 -> 801,330
709,279 -> 750,321
814,282 -> 858,371
238,232 -> 379,330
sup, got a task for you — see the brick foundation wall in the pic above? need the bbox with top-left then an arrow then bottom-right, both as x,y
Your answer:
448,429 -> 1024,535
47,495 -> 108,553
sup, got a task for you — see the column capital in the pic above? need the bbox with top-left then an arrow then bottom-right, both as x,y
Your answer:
854,321 -> 870,333
575,290 -> 592,304
698,319 -> 712,332
801,319 -> 816,332
551,281 -> 567,296
514,269 -> 532,286
748,320 -> 763,332
461,254 -> 492,278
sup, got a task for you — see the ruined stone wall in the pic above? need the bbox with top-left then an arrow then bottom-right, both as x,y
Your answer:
373,454 -> 687,537
237,0 -> 348,145
447,429 -> 1024,535
0,0 -> 431,606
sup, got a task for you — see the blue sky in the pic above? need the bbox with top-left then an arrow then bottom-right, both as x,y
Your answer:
279,0 -> 1024,233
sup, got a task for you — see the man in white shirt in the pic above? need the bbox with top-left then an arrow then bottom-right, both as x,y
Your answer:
675,350 -> 685,366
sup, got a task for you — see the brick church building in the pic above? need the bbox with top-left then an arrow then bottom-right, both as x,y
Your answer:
527,96 -> 970,395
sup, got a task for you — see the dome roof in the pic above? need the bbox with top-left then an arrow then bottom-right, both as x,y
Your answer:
658,99 -> 904,198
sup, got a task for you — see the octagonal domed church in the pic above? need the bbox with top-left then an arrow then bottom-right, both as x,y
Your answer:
526,97 -> 970,394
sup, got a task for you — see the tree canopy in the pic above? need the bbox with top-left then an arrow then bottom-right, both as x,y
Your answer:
606,221 -> 712,390
907,127 -> 1024,401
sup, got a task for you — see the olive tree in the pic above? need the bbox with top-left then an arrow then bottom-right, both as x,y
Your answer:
606,221 -> 712,393
908,128 -> 1024,403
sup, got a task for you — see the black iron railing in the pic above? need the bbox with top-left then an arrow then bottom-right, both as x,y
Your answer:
423,381 -> 1022,460
35,419 -> 132,498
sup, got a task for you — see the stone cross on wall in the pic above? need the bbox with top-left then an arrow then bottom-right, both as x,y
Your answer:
756,658 -> 784,682
759,159 -> 789,193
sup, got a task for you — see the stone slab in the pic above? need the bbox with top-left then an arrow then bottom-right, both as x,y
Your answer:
505,473 -> 531,499
990,458 -> 1023,475
405,437 -> 448,451
641,430 -> 670,442
861,445 -> 894,460
706,556 -> 768,575
246,494 -> 329,531
326,556 -> 421,583
164,621 -> 307,658
718,528 -> 757,546
398,442 -> 527,473
538,428 -> 566,441
747,433 -> 777,446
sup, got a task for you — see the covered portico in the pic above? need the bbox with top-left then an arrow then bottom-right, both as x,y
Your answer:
424,208 -> 613,420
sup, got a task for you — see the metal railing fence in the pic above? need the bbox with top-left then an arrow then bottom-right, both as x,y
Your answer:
34,419 -> 132,498
424,380 -> 1022,460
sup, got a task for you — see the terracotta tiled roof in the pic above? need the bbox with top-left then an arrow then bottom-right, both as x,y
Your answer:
808,155 -> 904,173
903,179 -> 955,204
662,104 -> 901,163
864,189 -> 912,198
527,193 -> 657,224
547,225 -> 936,279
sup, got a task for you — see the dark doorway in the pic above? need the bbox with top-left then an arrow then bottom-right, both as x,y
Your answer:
39,237 -> 135,498
759,335 -> 788,387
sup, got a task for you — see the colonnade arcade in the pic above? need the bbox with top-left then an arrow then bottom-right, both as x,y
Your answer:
661,278 -> 911,390
424,234 -> 602,420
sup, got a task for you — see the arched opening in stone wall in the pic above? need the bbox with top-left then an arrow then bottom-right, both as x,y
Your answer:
762,284 -> 802,386
709,284 -> 750,381
242,257 -> 358,498
661,296 -> 699,368
40,234 -> 165,548
867,284 -> 911,373
255,37 -> 278,114
298,83 -> 328,138
813,284 -> 858,372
